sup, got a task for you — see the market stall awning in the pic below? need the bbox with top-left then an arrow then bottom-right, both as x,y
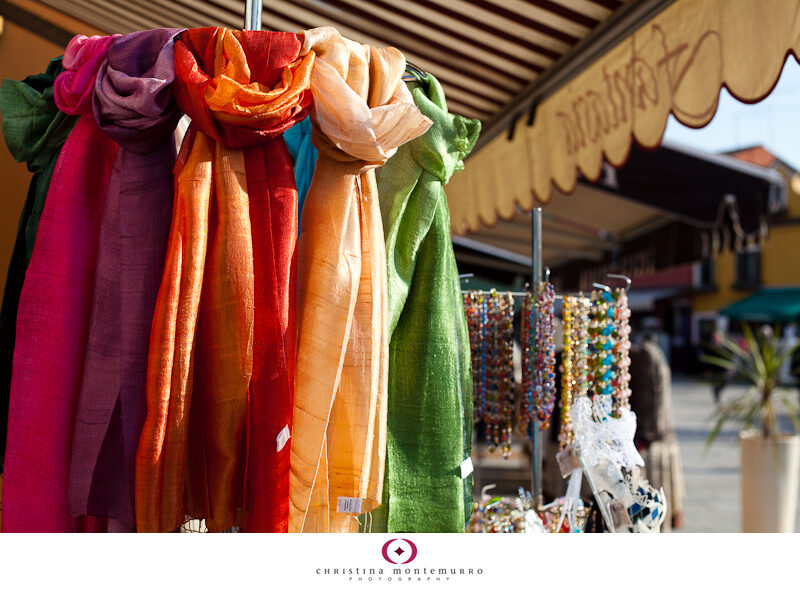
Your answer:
453,140 -> 782,272
601,140 -> 782,235
11,0 -> 637,124
447,0 -> 800,234
454,180 -> 664,271
720,288 -> 800,323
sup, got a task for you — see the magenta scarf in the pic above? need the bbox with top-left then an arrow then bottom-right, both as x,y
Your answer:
1,34 -> 118,532
66,29 -> 184,531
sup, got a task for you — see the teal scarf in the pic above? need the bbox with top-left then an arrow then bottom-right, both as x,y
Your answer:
284,116 -> 316,217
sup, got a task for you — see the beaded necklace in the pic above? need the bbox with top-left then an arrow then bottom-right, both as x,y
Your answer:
520,293 -> 534,426
573,296 -> 591,401
533,282 -> 556,428
463,292 -> 486,424
499,293 -> 515,456
559,296 -> 575,448
483,291 -> 515,456
611,288 -> 632,417
559,295 -> 591,448
589,289 -> 616,417
464,290 -> 515,457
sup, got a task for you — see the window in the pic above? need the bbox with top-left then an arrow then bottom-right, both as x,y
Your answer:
735,247 -> 761,289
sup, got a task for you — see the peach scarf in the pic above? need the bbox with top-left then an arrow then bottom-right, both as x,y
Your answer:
289,27 -> 431,533
135,27 -> 312,532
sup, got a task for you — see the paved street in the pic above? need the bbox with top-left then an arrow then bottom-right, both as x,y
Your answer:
671,379 -> 800,532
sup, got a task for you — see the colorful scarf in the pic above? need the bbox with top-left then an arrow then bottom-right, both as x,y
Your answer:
135,27 -> 312,533
289,27 -> 431,533
371,74 -> 480,532
67,29 -> 183,531
0,58 -> 77,470
1,34 -> 118,532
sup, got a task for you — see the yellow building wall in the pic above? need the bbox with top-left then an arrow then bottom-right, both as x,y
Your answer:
761,225 -> 800,285
693,224 -> 800,314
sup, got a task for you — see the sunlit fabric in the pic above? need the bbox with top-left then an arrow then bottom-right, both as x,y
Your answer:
0,58 -> 77,470
289,27 -> 431,533
370,74 -> 480,532
1,34 -> 118,532
135,27 -> 312,533
67,29 -> 183,532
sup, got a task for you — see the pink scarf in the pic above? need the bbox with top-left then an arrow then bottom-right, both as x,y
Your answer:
1,34 -> 118,532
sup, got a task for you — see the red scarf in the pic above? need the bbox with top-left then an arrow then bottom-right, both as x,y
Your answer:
135,27 -> 311,532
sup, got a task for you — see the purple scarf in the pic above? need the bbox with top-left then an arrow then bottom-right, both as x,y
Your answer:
68,28 -> 184,530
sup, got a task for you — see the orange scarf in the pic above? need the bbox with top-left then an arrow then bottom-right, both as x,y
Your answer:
135,27 -> 312,532
289,27 -> 431,532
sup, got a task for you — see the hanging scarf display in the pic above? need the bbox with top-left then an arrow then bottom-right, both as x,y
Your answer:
67,29 -> 183,531
134,27 -> 312,533
369,73 -> 480,532
289,27 -> 431,533
1,34 -> 119,532
0,58 -> 78,469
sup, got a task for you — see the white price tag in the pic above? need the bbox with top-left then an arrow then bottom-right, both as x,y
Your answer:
459,457 -> 474,479
337,497 -> 363,513
276,425 -> 290,452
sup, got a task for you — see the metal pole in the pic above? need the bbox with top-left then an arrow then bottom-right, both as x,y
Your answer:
531,207 -> 543,510
244,0 -> 262,30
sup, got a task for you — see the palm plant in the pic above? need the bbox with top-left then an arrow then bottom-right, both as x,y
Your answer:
701,323 -> 800,444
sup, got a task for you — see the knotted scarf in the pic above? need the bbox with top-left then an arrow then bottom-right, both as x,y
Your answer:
67,29 -> 183,531
1,34 -> 118,532
136,27 -> 312,533
371,74 -> 480,532
289,27 -> 431,533
0,58 -> 77,470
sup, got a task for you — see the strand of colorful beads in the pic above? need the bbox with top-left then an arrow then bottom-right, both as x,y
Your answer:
520,293 -> 534,426
573,296 -> 591,401
533,282 -> 556,428
486,292 -> 502,450
499,293 -> 515,457
589,289 -> 616,416
611,287 -> 632,417
559,296 -> 575,448
464,292 -> 485,424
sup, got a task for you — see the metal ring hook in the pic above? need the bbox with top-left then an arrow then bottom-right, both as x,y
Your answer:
592,282 -> 611,292
606,273 -> 632,289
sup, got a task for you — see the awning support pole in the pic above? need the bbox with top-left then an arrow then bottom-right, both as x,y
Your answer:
531,207 -> 543,510
244,0 -> 262,30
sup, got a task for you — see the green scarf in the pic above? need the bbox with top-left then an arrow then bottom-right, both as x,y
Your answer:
0,58 -> 77,468
369,74 -> 480,532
